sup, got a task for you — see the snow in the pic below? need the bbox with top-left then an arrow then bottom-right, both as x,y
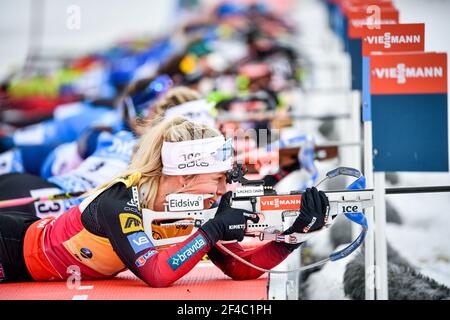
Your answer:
386,224 -> 450,287
304,185 -> 450,299
386,187 -> 450,287
305,245 -> 357,300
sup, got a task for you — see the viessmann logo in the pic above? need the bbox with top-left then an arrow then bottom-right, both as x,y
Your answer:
365,33 -> 421,49
372,64 -> 444,84
260,195 -> 301,211
167,234 -> 207,271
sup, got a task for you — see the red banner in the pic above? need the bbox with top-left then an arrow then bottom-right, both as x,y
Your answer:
370,52 -> 448,95
341,0 -> 395,16
362,23 -> 425,56
347,7 -> 399,39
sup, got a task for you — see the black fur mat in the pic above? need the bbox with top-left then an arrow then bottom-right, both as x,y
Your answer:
343,244 -> 450,300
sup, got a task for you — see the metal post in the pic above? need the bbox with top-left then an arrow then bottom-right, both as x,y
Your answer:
363,120 -> 376,300
268,214 -> 301,300
350,91 -> 362,239
374,172 -> 389,299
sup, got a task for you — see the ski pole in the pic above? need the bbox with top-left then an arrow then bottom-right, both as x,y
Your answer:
0,191 -> 86,209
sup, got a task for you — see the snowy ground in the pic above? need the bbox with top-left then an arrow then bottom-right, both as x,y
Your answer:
386,174 -> 450,288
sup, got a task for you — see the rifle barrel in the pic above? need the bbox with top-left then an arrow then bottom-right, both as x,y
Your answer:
385,185 -> 450,195
323,186 -> 450,195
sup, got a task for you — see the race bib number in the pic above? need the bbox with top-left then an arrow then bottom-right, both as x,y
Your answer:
30,188 -> 66,218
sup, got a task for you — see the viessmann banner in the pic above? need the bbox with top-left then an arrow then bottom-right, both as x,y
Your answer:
365,52 -> 448,172
346,4 -> 400,89
326,0 -> 397,54
346,5 -> 399,39
370,53 -> 446,94
362,23 -> 425,55
362,23 -> 426,121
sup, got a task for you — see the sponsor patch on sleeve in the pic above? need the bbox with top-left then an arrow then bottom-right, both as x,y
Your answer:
135,249 -> 158,268
119,213 -> 144,234
127,231 -> 154,253
167,234 -> 207,271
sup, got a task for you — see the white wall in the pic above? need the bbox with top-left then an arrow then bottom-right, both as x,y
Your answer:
394,0 -> 450,53
0,0 -> 176,79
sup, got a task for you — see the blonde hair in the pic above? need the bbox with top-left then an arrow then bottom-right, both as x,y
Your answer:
153,86 -> 201,118
96,117 -> 221,210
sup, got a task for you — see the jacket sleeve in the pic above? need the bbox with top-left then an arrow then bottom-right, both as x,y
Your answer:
96,183 -> 212,287
207,240 -> 296,280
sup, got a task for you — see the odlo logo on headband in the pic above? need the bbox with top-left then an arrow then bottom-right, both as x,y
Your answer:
178,153 -> 209,169
167,234 -> 207,271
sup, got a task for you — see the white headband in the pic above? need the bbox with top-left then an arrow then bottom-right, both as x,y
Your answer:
164,99 -> 215,127
162,136 -> 233,175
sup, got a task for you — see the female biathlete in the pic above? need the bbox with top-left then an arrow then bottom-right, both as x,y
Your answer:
0,86 -> 209,217
0,117 -> 328,286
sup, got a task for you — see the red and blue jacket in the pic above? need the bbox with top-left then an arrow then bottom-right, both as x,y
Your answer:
23,173 -> 293,287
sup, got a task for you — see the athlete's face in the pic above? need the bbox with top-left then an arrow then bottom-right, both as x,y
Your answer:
179,172 -> 228,208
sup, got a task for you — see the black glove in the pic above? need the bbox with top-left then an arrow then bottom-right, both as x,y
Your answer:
283,187 -> 329,235
200,191 -> 258,245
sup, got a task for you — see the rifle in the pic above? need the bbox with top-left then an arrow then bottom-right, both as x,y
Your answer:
144,164 -> 449,273
142,165 -> 370,272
